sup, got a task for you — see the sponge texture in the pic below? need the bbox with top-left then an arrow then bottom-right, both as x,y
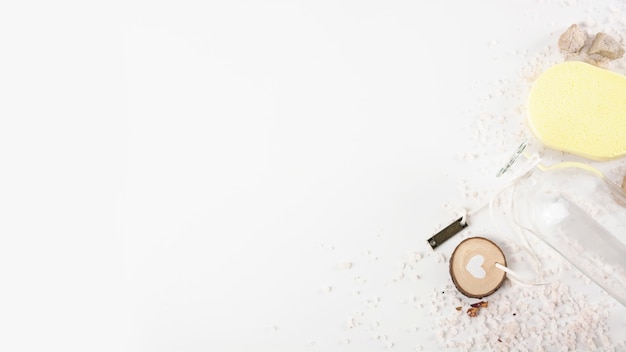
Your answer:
528,61 -> 626,160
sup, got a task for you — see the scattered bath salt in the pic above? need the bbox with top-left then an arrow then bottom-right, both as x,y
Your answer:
432,278 -> 626,350
390,271 -> 405,283
353,275 -> 367,285
320,243 -> 336,251
341,262 -> 353,270
583,18 -> 597,27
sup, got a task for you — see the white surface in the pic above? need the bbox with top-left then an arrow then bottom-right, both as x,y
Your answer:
1,1 -> 626,351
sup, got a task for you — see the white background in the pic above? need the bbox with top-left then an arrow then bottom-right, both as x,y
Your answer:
1,0 -> 626,351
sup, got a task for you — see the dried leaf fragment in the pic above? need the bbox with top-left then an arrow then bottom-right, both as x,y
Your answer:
471,301 -> 489,308
558,24 -> 586,54
467,307 -> 479,317
588,32 -> 625,59
455,306 -> 462,311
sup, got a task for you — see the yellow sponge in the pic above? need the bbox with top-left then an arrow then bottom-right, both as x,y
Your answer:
527,61 -> 626,160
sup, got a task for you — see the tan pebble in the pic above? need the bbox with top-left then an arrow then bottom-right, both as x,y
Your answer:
558,24 -> 586,54
588,32 -> 625,60
583,55 -> 609,68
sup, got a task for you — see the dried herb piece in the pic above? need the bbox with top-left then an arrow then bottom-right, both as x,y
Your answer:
467,307 -> 479,317
455,306 -> 462,311
470,301 -> 488,308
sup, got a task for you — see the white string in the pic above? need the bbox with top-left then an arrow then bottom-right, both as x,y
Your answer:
459,153 -> 561,286
494,262 -> 558,286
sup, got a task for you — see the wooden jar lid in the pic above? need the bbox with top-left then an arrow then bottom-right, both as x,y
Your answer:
449,237 -> 507,298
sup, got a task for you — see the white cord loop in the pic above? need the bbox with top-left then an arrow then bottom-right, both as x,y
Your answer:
458,152 -> 561,286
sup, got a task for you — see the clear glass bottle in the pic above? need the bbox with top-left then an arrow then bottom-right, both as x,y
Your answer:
511,161 -> 626,306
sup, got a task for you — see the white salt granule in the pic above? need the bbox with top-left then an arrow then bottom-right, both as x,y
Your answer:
391,271 -> 405,282
346,317 -> 357,329
341,262 -> 353,270
353,275 -> 367,285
